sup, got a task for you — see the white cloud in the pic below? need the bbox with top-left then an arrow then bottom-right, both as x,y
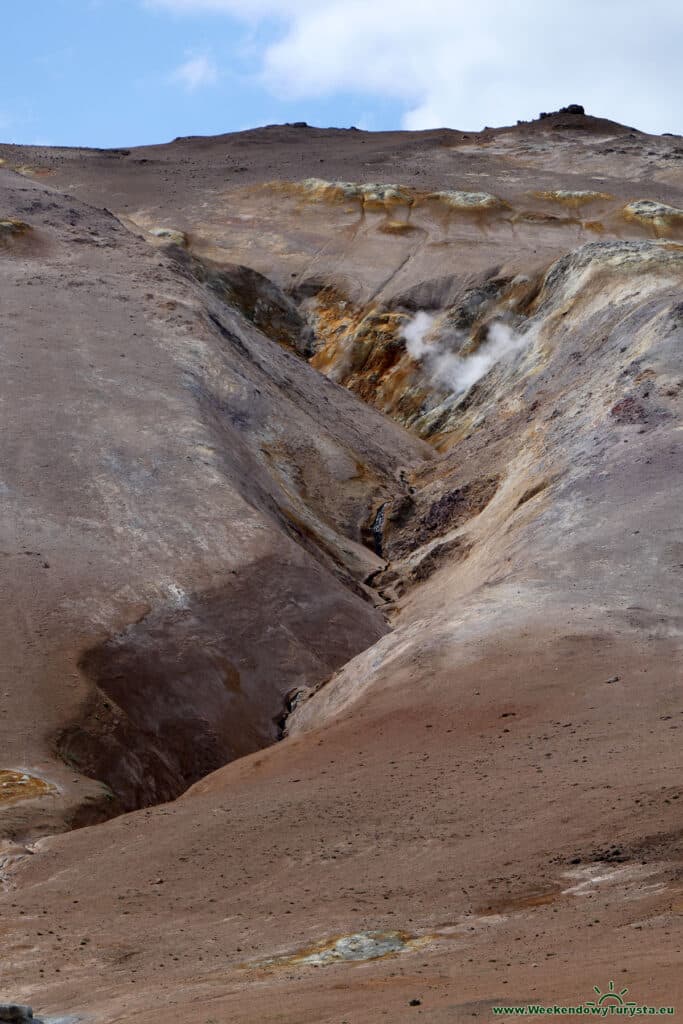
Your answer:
172,53 -> 219,92
151,0 -> 683,133
149,0 -> 317,12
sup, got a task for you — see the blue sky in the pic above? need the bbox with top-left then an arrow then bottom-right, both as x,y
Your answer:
2,0 -> 682,148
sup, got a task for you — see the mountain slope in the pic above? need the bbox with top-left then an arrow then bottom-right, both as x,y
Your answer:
0,115 -> 681,1023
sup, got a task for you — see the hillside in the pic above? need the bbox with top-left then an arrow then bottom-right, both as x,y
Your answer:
0,111 -> 681,1023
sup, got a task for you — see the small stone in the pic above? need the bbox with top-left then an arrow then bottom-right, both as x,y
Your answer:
605,675 -> 620,684
409,999 -> 422,1006
148,227 -> 187,247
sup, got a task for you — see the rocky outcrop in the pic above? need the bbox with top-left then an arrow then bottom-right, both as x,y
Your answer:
539,103 -> 585,118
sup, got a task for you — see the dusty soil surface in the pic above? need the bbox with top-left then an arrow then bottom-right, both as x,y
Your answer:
0,112 -> 681,1022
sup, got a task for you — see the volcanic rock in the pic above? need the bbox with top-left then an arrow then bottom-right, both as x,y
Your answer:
0,1008 -> 33,1024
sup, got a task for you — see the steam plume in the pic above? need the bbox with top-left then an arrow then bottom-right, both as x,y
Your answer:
401,312 -> 530,395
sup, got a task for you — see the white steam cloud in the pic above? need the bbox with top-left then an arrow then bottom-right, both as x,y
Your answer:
402,311 -> 530,395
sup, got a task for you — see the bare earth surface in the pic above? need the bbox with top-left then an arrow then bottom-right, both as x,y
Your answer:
0,111 -> 681,1022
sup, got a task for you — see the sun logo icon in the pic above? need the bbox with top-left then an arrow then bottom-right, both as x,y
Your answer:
586,981 -> 636,1009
